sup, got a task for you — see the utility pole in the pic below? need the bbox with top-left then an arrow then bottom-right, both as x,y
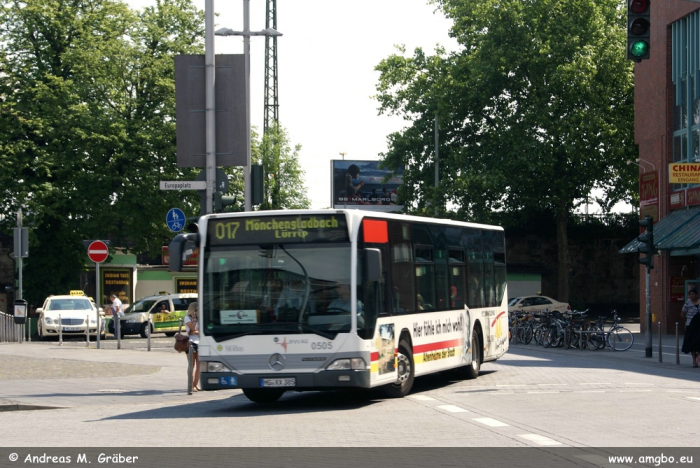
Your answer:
204,0 -> 216,214
264,0 -> 279,135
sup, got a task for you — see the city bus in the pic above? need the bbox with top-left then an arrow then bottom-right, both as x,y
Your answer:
169,210 -> 508,403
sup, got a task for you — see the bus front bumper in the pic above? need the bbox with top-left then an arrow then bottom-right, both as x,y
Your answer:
200,370 -> 371,391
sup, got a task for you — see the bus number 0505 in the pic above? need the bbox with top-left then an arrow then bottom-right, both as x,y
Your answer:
311,342 -> 332,350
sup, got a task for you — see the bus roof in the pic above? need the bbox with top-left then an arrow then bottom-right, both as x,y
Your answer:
200,209 -> 504,232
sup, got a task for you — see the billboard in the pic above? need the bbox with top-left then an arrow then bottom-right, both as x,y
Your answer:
331,160 -> 404,212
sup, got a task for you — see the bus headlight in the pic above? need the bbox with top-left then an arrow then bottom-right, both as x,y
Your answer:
206,361 -> 233,372
326,358 -> 366,371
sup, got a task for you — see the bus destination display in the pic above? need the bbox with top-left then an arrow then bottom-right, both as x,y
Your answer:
208,214 -> 349,245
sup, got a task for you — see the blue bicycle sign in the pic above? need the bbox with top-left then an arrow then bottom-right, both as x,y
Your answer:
166,208 -> 186,232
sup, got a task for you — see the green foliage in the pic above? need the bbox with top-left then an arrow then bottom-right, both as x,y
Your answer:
0,0 -> 205,305
374,0 -> 638,299
254,123 -> 311,210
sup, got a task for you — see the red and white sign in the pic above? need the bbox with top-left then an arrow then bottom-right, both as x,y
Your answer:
88,240 -> 109,263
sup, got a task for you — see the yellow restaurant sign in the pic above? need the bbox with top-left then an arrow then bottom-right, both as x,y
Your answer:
669,163 -> 700,184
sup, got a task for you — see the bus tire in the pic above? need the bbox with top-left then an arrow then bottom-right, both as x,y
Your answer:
384,339 -> 414,398
243,388 -> 285,404
164,332 -> 176,337
457,332 -> 481,380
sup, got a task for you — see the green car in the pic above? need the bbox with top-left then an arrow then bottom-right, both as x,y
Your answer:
109,293 -> 198,338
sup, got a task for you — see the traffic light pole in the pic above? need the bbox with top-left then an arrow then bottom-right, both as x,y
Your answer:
645,266 -> 652,358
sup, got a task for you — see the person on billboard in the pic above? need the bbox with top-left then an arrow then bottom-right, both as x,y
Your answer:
344,164 -> 365,204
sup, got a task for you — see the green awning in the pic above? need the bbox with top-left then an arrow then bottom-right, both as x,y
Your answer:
618,207 -> 700,254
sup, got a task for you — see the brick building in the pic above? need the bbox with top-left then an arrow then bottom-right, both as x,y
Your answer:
622,0 -> 700,334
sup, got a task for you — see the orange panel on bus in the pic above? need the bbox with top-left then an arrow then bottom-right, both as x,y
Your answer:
363,219 -> 388,243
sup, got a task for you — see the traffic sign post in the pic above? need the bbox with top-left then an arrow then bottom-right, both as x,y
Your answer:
14,299 -> 27,325
87,240 -> 108,349
166,208 -> 186,232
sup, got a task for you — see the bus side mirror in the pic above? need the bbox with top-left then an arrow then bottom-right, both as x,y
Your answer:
169,233 -> 199,272
364,248 -> 382,282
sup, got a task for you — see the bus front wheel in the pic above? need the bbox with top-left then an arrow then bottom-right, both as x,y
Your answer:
384,339 -> 414,398
243,388 -> 285,404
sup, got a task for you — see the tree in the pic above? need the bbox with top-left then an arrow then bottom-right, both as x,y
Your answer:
0,0 -> 204,305
374,0 -> 638,301
254,123 -> 311,210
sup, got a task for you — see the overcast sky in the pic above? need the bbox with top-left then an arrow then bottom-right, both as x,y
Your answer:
128,0 -> 458,208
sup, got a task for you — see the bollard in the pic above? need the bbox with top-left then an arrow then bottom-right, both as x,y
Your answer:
86,314 -> 90,347
147,317 -> 151,352
676,322 -> 680,365
58,314 -> 63,346
187,340 -> 193,395
658,322 -> 662,363
96,309 -> 101,350
28,317 -> 31,343
116,315 -> 121,350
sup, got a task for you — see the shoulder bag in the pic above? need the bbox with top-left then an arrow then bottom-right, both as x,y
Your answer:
174,321 -> 189,353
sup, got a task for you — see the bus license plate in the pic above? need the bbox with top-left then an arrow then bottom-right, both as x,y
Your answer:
63,327 -> 81,332
260,378 -> 295,388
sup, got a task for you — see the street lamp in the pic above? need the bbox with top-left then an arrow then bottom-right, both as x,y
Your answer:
339,152 -> 347,160
637,158 -> 656,170
216,2 -> 282,212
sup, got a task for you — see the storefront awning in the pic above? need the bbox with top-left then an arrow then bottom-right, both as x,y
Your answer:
618,207 -> 700,254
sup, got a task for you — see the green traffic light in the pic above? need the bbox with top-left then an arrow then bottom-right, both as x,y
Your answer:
629,40 -> 649,58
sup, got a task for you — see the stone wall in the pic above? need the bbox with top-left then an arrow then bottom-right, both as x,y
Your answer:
506,222 -> 640,317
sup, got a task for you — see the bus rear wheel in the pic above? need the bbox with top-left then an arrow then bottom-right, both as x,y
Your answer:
384,339 -> 414,398
243,388 -> 285,403
453,332 -> 481,380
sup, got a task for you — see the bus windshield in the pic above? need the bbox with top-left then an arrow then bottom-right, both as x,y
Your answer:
203,242 -> 367,340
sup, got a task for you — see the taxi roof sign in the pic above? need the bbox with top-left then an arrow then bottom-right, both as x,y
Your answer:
70,290 -> 86,296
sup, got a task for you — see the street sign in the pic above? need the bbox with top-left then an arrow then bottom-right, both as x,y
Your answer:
159,181 -> 207,190
166,208 -> 186,232
87,240 -> 109,263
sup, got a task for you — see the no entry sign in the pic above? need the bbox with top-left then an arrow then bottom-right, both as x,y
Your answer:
87,240 -> 109,263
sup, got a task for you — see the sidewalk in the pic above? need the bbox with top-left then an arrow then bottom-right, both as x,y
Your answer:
1,325 -> 697,411
510,322 -> 700,370
0,340 -> 237,411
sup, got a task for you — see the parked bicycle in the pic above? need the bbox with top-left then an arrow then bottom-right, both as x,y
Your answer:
586,311 -> 634,351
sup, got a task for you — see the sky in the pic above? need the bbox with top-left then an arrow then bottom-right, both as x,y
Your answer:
127,0 -> 459,209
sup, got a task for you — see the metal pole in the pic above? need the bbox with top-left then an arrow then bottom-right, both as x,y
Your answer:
86,314 -> 90,347
17,208 -> 23,301
147,316 -> 151,352
116,313 -> 121,350
658,321 -> 662,363
434,112 -> 439,217
675,322 -> 680,365
96,261 -> 100,349
58,314 -> 63,346
187,340 -> 194,395
645,267 -> 652,357
205,0 -> 216,214
27,317 -> 31,342
243,0 -> 252,212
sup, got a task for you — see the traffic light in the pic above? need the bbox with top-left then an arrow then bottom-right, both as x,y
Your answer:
213,191 -> 237,213
638,215 -> 655,269
627,0 -> 650,62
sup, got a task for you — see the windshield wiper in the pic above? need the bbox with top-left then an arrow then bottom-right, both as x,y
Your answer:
297,324 -> 335,340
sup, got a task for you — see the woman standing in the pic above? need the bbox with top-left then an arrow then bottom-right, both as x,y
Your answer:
184,302 -> 200,390
681,289 -> 700,367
